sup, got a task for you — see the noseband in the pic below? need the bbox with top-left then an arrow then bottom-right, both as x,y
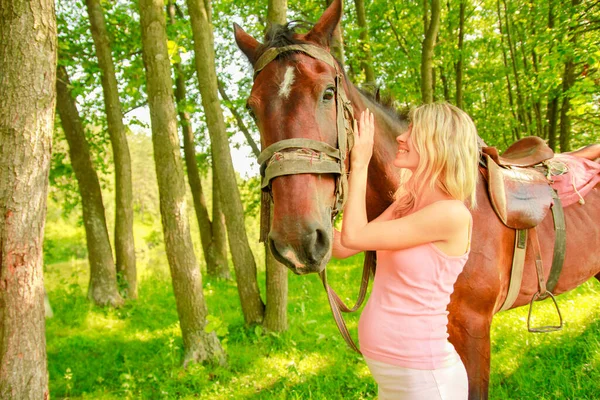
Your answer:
252,44 -> 355,241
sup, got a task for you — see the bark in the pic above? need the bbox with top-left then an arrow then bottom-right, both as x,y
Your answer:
186,0 -> 265,324
440,65 -> 450,101
353,0 -> 376,87
167,1 -> 220,276
421,0 -> 441,103
85,0 -> 137,298
546,0 -> 559,150
137,0 -> 225,365
455,0 -> 466,109
263,211 -> 288,332
559,59 -> 576,152
0,0 -> 55,397
210,175 -> 229,279
56,66 -> 124,308
267,0 -> 287,27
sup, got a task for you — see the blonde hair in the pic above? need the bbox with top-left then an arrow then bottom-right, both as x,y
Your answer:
394,102 -> 479,215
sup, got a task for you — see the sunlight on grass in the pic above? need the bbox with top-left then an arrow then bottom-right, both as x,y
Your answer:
490,280 -> 600,399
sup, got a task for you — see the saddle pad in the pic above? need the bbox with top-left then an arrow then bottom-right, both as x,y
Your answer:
548,154 -> 600,207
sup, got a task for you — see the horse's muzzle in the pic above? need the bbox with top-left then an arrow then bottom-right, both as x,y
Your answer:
268,224 -> 331,274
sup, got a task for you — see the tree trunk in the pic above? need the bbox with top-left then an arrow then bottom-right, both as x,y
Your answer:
546,0 -> 559,150
421,0 -> 441,103
559,59 -> 575,152
137,0 -> 225,365
263,0 -> 289,333
186,0 -> 265,324
0,0 -> 55,397
353,0 -> 376,87
167,1 -> 219,276
56,66 -> 124,308
210,167 -> 230,279
559,0 -> 580,152
85,0 -> 137,299
267,0 -> 287,28
455,0 -> 466,109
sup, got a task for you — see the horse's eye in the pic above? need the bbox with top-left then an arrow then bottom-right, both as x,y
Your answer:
246,104 -> 257,121
322,87 -> 335,102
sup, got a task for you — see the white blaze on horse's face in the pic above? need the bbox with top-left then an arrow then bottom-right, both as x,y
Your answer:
278,66 -> 295,99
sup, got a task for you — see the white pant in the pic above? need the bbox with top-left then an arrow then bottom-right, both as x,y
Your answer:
364,356 -> 468,400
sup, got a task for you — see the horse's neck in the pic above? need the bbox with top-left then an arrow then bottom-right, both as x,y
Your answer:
346,83 -> 406,219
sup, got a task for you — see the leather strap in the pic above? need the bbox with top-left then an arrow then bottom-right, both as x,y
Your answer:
529,227 -> 547,296
499,229 -> 528,311
318,251 -> 376,354
545,190 -> 566,294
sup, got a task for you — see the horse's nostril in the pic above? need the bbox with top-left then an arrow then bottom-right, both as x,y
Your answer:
305,227 -> 330,263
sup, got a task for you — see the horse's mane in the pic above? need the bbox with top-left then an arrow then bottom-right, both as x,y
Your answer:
257,21 -> 313,58
259,22 -> 409,124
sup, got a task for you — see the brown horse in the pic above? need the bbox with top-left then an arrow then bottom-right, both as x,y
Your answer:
234,1 -> 600,398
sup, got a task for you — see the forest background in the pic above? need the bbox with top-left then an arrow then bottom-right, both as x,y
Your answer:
1,0 -> 599,398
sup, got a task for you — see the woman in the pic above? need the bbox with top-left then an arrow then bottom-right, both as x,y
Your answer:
333,103 -> 479,399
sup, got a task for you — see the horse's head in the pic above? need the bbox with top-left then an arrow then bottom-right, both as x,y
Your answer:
234,0 -> 349,274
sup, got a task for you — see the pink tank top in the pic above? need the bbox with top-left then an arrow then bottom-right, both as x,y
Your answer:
358,242 -> 469,370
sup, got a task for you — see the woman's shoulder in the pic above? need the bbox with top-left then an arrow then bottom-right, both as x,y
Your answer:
419,199 -> 471,225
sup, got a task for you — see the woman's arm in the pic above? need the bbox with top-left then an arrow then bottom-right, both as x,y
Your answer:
342,199 -> 470,252
332,229 -> 361,259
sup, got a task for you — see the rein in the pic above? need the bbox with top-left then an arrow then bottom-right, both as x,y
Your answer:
253,43 -> 373,354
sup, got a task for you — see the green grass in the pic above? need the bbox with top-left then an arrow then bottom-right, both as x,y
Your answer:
45,252 -> 600,399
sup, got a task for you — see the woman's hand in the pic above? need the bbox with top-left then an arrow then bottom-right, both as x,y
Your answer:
350,109 -> 375,171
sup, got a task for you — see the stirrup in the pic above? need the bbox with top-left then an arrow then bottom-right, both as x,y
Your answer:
527,291 -> 563,333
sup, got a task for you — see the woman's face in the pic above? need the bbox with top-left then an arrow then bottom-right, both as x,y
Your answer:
393,124 -> 420,170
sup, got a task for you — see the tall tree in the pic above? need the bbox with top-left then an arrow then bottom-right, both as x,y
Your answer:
546,0 -> 560,150
0,0 -> 56,397
263,0 -> 289,333
56,65 -> 124,308
268,0 -> 287,30
167,1 -> 230,279
559,0 -> 581,152
85,0 -> 137,298
353,0 -> 376,87
455,0 -> 466,109
421,0 -> 441,103
187,0 -> 265,324
137,0 -> 225,365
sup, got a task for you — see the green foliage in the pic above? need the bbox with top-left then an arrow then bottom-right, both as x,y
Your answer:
43,199 -> 87,264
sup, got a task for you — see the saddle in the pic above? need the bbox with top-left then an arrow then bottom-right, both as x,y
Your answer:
481,136 -> 565,332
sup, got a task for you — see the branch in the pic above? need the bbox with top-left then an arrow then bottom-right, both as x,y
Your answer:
217,79 -> 260,158
124,101 -> 148,115
385,17 -> 409,56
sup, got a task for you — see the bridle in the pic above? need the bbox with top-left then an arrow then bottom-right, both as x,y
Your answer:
251,43 -> 373,354
253,43 -> 355,234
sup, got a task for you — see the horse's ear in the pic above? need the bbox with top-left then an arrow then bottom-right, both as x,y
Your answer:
304,0 -> 343,48
234,23 -> 261,65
